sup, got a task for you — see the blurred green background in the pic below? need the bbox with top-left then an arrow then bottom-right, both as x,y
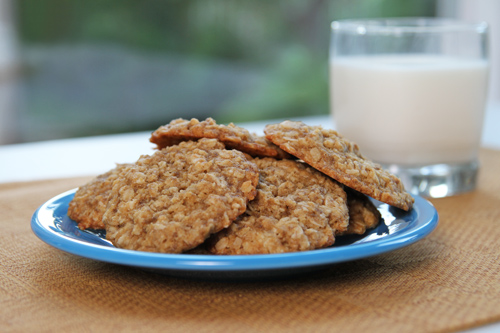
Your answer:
11,0 -> 436,143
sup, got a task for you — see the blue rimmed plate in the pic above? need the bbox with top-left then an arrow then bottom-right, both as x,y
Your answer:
31,189 -> 438,280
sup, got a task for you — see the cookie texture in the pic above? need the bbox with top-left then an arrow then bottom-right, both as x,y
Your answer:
208,158 -> 349,254
103,139 -> 259,253
150,117 -> 291,159
264,121 -> 414,211
68,164 -> 131,230
343,188 -> 381,235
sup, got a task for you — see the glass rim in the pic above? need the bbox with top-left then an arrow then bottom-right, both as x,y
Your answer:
331,17 -> 488,34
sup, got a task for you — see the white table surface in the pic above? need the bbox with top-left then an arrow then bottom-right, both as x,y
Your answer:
1,112 -> 499,184
1,114 -> 499,333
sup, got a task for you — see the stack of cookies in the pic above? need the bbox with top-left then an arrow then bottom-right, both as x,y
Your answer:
68,118 -> 414,255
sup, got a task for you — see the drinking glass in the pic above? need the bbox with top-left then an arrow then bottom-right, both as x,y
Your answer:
329,18 -> 489,198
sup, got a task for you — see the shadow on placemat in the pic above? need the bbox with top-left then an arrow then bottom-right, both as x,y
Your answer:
18,239 -> 452,333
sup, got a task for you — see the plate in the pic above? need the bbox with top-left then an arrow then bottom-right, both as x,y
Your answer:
31,189 -> 438,280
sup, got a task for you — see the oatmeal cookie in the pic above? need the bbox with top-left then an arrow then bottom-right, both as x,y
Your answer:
103,139 -> 259,253
342,188 -> 381,235
150,117 -> 291,159
68,164 -> 131,230
264,121 -> 414,211
208,158 -> 349,254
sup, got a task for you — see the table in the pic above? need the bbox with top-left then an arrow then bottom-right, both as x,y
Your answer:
1,115 -> 500,332
1,111 -> 499,183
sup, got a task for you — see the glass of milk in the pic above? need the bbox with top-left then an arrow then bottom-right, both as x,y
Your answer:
330,18 -> 489,198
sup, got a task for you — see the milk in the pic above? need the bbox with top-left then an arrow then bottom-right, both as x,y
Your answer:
330,55 -> 489,165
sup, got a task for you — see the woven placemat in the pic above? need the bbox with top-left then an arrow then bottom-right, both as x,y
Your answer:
1,149 -> 499,333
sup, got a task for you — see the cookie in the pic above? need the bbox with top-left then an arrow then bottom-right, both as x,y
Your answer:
208,158 -> 349,254
68,164 -> 131,230
342,188 -> 381,235
264,121 -> 414,211
150,117 -> 291,159
103,138 -> 259,253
